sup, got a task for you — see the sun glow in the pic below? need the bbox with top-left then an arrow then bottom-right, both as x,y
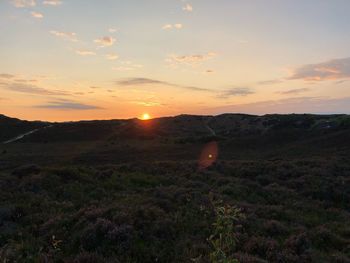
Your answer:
141,113 -> 151,120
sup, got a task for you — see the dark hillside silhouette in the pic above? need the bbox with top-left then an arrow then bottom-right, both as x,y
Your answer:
0,114 -> 349,262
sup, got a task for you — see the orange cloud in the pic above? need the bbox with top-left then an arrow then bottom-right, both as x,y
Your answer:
12,0 -> 36,7
166,52 -> 217,67
76,50 -> 96,56
289,57 -> 350,81
43,0 -> 62,5
31,11 -> 43,19
183,3 -> 193,12
50,30 -> 77,42
94,36 -> 116,47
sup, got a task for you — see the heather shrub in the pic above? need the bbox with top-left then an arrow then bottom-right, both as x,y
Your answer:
243,236 -> 278,260
234,253 -> 268,263
284,233 -> 310,255
0,159 -> 349,262
80,218 -> 134,253
331,253 -> 350,263
69,252 -> 105,263
263,220 -> 288,236
12,164 -> 41,178
311,225 -> 346,251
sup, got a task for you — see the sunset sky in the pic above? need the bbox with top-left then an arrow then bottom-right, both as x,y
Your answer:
1,0 -> 350,121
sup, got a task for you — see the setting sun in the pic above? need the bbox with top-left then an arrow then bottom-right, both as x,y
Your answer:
141,113 -> 151,120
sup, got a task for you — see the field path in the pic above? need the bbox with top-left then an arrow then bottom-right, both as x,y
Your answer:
3,125 -> 53,144
204,117 -> 216,136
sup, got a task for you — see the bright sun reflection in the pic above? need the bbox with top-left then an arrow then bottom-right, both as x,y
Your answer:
141,113 -> 151,120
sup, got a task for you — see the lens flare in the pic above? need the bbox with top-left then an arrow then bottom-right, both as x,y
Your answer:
198,141 -> 219,170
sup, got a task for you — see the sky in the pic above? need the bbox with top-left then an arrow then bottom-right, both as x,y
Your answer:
1,0 -> 350,121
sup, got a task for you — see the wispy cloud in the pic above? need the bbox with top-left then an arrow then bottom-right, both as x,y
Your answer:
259,58 -> 350,84
217,88 -> 255,99
112,61 -> 143,71
238,39 -> 249,44
0,74 -> 47,85
108,28 -> 117,33
14,78 -> 38,83
105,53 -> 119,60
116,77 -> 211,92
31,11 -> 43,19
75,50 -> 96,56
42,0 -> 62,6
183,3 -> 193,12
166,52 -> 217,67
50,30 -> 77,42
289,57 -> 350,81
0,74 -> 15,79
162,23 -> 183,30
132,100 -> 165,107
117,78 -> 255,97
1,82 -> 68,96
12,0 -> 36,8
94,36 -> 116,47
117,78 -> 169,86
209,97 -> 350,115
162,24 -> 172,30
257,79 -> 284,85
112,67 -> 136,71
35,99 -> 102,110
278,88 -> 310,95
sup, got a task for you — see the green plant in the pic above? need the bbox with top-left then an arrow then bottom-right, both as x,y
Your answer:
208,195 -> 243,263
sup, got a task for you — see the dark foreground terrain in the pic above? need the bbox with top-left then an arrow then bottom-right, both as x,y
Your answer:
0,114 -> 349,262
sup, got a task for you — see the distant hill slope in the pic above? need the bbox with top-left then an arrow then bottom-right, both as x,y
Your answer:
1,113 -> 350,162
0,114 -> 49,142
2,113 -> 350,143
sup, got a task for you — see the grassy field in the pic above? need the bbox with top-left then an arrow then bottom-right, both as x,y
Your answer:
0,114 -> 350,262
